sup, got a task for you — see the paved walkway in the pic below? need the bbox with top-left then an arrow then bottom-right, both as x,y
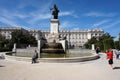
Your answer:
0,52 -> 120,80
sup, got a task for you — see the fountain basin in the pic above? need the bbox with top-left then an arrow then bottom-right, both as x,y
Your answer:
41,48 -> 64,53
5,49 -> 100,63
41,42 -> 65,53
5,52 -> 99,63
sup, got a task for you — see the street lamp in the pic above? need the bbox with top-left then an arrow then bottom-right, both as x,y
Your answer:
118,33 -> 120,43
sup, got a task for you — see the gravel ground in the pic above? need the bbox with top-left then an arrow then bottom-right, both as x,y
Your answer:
0,52 -> 120,80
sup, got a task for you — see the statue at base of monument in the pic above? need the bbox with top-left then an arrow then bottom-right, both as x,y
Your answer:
50,4 -> 59,19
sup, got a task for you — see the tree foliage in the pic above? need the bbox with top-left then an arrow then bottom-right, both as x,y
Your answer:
103,38 -> 114,50
84,32 -> 114,51
11,30 -> 37,48
0,34 -> 12,51
0,34 -> 5,47
114,41 -> 119,49
84,37 -> 97,49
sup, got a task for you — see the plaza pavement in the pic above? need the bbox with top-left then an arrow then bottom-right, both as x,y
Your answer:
0,52 -> 120,80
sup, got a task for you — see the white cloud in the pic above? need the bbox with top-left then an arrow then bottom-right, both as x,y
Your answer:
60,21 -> 78,30
59,11 -> 73,16
60,11 -> 78,18
60,21 -> 70,30
84,11 -> 117,17
92,20 -> 110,28
72,27 -> 80,30
0,9 -> 30,28
0,1 -> 53,26
102,20 -> 120,29
0,16 -> 18,26
28,10 -> 75,24
28,13 -> 51,23
13,13 -> 29,19
18,0 -> 53,10
0,9 -> 28,21
0,16 -> 31,30
0,1 -> 76,28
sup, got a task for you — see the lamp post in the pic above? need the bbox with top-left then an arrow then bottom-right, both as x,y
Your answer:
118,32 -> 120,49
118,32 -> 120,41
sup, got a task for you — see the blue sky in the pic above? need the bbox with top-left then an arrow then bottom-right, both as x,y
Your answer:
0,0 -> 120,40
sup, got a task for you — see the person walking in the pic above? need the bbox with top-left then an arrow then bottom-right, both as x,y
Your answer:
106,49 -> 114,69
115,49 -> 119,59
118,50 -> 120,58
32,50 -> 38,64
96,47 -> 100,54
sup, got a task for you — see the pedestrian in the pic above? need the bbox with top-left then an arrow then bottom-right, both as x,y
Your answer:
115,49 -> 119,59
96,47 -> 100,54
118,49 -> 120,59
32,50 -> 38,64
106,49 -> 114,69
0,54 -> 5,59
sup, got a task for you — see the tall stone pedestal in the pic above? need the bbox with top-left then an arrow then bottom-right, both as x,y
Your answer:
48,19 -> 60,43
50,19 -> 59,34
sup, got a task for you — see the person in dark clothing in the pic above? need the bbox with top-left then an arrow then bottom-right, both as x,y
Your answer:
96,47 -> 100,54
32,50 -> 38,64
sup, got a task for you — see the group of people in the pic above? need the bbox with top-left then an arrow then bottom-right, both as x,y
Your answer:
96,47 -> 120,69
32,48 -> 119,69
106,48 -> 120,69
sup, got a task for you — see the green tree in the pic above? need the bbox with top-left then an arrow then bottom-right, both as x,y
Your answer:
0,34 -> 5,40
84,32 -> 114,51
84,37 -> 97,49
114,41 -> 119,49
11,30 -> 37,48
0,34 -> 12,51
103,38 -> 114,50
0,34 -> 5,47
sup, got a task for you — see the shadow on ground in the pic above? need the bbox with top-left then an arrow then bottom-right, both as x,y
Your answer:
113,67 -> 120,70
0,65 -> 5,67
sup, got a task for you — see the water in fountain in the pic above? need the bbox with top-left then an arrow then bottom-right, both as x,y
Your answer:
41,41 -> 65,53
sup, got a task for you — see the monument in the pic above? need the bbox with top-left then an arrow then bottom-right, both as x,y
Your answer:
48,4 -> 60,43
8,4 -> 99,62
39,4 -> 68,53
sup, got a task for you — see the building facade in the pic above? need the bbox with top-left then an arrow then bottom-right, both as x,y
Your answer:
39,29 -> 104,47
0,27 -> 28,39
27,28 -> 104,47
0,27 -> 104,47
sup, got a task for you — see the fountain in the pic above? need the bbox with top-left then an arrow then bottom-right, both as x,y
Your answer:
41,41 -> 65,53
5,4 -> 99,63
39,4 -> 67,54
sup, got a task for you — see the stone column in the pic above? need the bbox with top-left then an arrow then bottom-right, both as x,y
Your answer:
12,43 -> 16,52
92,44 -> 95,50
38,40 -> 41,58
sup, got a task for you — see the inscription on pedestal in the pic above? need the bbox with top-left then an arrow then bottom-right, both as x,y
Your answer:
50,19 -> 59,34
